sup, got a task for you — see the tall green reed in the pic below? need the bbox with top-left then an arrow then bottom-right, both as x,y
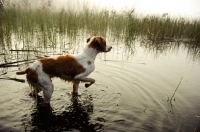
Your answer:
1,0 -> 199,52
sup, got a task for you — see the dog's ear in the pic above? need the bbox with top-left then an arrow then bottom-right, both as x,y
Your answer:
87,37 -> 91,43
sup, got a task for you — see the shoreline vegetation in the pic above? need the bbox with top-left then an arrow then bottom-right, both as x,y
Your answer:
0,0 -> 200,51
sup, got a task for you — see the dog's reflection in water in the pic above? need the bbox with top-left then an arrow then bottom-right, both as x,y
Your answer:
24,94 -> 103,132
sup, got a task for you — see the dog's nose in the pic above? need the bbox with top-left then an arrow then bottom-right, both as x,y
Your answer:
108,46 -> 112,51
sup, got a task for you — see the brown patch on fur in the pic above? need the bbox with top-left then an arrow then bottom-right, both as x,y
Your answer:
88,61 -> 92,65
40,55 -> 86,78
26,68 -> 38,83
88,36 -> 106,52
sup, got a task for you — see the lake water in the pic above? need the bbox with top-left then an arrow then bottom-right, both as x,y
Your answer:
0,36 -> 200,131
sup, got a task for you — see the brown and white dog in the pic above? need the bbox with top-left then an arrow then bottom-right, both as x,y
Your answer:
16,36 -> 112,103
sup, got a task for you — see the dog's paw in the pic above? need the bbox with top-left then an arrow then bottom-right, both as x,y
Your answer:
85,83 -> 91,88
29,90 -> 38,97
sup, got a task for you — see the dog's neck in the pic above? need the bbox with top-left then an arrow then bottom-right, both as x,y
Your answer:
73,47 -> 99,62
82,47 -> 99,62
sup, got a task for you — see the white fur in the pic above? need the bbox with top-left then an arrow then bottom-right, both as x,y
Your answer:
29,61 -> 54,103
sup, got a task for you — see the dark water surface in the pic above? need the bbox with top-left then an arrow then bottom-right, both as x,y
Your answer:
0,38 -> 200,132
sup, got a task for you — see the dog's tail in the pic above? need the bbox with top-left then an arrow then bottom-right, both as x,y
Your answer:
16,67 -> 29,75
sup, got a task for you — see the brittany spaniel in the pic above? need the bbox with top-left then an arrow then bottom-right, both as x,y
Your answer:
16,36 -> 112,103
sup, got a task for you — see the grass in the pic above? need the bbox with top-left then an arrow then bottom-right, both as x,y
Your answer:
0,0 -> 200,51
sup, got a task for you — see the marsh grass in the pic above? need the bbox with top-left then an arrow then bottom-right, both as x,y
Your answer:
0,0 -> 200,53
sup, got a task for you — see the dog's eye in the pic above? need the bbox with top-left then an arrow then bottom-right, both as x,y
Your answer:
95,39 -> 106,52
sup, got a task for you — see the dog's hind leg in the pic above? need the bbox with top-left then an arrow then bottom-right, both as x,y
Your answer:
27,79 -> 42,97
42,83 -> 54,103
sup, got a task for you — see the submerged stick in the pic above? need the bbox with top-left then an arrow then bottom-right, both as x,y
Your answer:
169,77 -> 183,103
0,77 -> 25,83
116,93 -> 122,106
0,53 -> 6,55
0,65 -> 19,67
0,72 -> 7,76
10,49 -> 43,52
0,60 -> 34,67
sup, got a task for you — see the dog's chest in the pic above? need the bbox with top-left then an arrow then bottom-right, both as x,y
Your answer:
78,58 -> 94,72
73,54 -> 95,73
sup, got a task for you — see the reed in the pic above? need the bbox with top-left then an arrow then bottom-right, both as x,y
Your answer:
1,0 -> 199,51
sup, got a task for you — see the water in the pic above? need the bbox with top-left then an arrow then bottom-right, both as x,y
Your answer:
0,36 -> 200,131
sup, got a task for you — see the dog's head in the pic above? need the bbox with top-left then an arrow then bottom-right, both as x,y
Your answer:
87,36 -> 112,52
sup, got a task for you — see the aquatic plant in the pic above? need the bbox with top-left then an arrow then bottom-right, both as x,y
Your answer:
0,0 -> 199,51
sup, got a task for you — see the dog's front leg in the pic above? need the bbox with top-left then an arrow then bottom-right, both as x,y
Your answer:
72,80 -> 80,94
61,75 -> 95,87
74,72 -> 95,88
74,78 -> 95,88
43,84 -> 54,103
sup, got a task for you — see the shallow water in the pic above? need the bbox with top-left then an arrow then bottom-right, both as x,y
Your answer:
0,38 -> 200,132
